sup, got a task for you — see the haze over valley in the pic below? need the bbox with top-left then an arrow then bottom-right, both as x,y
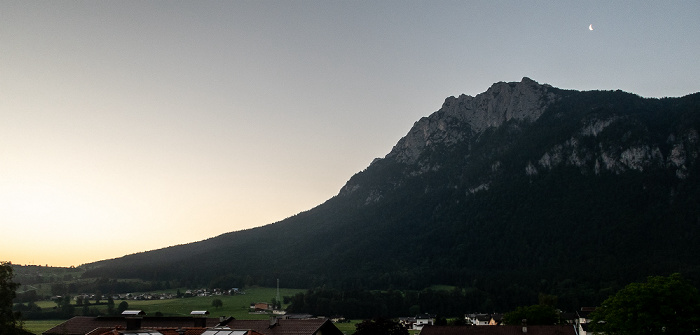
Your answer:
2,2 -> 699,267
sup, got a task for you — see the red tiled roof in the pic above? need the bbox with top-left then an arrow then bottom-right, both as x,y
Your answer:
43,316 -> 221,335
85,328 -> 210,335
153,328 -> 208,335
221,319 -> 341,335
420,325 -> 577,335
43,317 -> 341,335
85,327 -> 115,335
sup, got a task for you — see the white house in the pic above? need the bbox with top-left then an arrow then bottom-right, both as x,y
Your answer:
413,314 -> 435,330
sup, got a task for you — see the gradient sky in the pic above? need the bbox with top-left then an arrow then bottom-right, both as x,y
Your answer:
2,1 -> 699,267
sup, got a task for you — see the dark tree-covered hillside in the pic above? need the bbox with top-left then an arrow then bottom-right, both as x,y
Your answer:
81,81 -> 700,312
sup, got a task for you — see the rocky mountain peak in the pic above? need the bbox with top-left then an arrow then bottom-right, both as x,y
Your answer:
85,78 -> 700,309
384,77 -> 557,164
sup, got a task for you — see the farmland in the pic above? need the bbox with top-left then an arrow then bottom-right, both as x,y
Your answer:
21,287 -> 306,334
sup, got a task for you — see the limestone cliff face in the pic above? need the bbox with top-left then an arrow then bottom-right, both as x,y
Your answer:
385,77 -> 557,164
340,78 -> 700,202
531,121 -> 699,179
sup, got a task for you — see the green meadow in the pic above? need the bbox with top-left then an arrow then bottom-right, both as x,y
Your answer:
20,319 -> 64,335
124,287 -> 305,317
22,287 -> 306,334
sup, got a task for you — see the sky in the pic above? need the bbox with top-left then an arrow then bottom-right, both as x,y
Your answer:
2,1 -> 699,267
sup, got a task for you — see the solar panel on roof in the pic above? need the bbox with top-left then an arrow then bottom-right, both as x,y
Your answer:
200,330 -> 248,335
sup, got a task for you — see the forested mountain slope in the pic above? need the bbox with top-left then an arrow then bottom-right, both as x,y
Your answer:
83,78 -> 700,309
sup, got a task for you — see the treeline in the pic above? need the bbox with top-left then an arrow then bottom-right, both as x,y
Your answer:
11,265 -> 82,285
14,296 -> 132,320
50,277 -> 173,297
283,271 -> 628,319
285,287 -> 562,319
285,287 -> 468,319
13,277 -> 178,303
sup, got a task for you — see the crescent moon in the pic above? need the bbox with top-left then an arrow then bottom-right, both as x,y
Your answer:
589,24 -> 593,31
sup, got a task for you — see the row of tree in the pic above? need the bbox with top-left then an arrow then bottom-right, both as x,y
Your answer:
591,273 -> 700,335
285,286 -> 548,319
49,277 -> 174,297
285,274 -> 700,335
1,262 -> 31,335
345,273 -> 700,334
13,293 -> 131,320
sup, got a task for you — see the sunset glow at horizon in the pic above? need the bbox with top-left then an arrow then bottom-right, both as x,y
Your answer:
2,1 -> 699,267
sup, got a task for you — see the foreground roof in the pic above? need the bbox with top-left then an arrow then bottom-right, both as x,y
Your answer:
43,316 -> 222,335
221,319 -> 342,335
43,317 -> 341,335
420,325 -> 577,335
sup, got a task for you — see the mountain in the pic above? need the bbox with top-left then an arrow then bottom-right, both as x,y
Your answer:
83,78 -> 700,309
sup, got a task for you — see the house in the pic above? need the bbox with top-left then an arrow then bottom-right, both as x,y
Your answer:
466,314 -> 492,326
575,307 -> 597,335
43,312 -> 220,335
225,317 -> 343,335
413,314 -> 435,330
420,325 -> 577,335
398,316 -> 416,329
398,314 -> 435,330
463,313 -> 504,326
284,314 -> 314,320
576,307 -> 595,325
99,328 -> 264,335
250,302 -> 271,312
43,311 -> 342,335
488,314 -> 503,325
558,312 -> 577,325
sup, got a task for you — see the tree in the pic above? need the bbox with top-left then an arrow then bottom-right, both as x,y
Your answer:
538,293 -> 558,307
353,318 -> 408,335
591,273 -> 700,335
117,301 -> 129,315
107,296 -> 115,314
1,262 -> 22,334
271,297 -> 281,310
212,298 -> 223,309
51,283 -> 68,296
59,296 -> 74,317
434,315 -> 447,326
503,304 -> 559,325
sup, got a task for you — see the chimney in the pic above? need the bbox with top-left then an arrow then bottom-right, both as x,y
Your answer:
522,319 -> 527,333
217,316 -> 235,327
269,316 -> 279,328
122,310 -> 146,330
191,310 -> 210,328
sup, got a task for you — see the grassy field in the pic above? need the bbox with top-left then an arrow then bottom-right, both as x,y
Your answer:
22,287 -> 306,334
326,320 -> 420,335
20,287 -> 421,335
333,321 -> 358,334
20,320 -> 64,335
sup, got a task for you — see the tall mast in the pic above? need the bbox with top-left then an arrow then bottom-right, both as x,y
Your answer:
276,278 -> 281,304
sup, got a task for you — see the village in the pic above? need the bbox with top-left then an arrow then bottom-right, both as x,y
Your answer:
41,302 -> 600,335
67,288 -> 244,302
